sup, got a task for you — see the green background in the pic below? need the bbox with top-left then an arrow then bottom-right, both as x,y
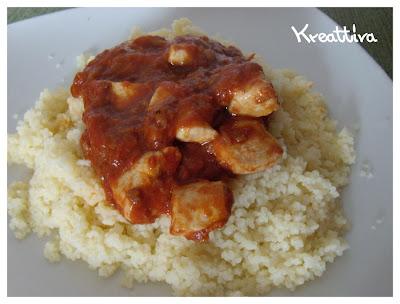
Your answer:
7,7 -> 393,78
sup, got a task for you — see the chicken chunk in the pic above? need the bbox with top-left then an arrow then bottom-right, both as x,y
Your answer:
212,117 -> 283,174
145,89 -> 218,144
176,124 -> 218,144
168,44 -> 193,66
148,81 -> 184,111
111,81 -> 152,110
111,147 -> 181,222
175,94 -> 218,144
170,180 -> 233,241
228,77 -> 279,117
145,83 -> 186,149
148,89 -> 168,111
212,63 -> 279,117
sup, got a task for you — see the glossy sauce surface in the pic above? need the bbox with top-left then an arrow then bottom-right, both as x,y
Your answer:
71,35 -> 266,229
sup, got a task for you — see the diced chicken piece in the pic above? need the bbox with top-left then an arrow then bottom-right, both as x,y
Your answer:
211,62 -> 279,117
175,94 -> 217,144
212,118 -> 283,174
111,81 -> 152,110
148,82 -> 185,111
145,83 -> 186,149
176,124 -> 218,144
170,180 -> 233,241
168,44 -> 193,66
111,147 -> 181,221
148,85 -> 173,110
149,86 -> 217,145
228,77 -> 279,117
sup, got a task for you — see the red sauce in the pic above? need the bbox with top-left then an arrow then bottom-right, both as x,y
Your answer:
71,35 -> 267,226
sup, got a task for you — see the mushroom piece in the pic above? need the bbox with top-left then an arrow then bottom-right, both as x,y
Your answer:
111,147 -> 181,222
111,81 -> 152,110
212,117 -> 283,174
170,180 -> 233,241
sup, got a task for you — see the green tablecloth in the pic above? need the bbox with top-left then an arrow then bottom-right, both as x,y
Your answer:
7,7 -> 392,78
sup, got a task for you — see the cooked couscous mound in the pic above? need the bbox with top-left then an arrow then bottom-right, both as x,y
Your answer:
8,19 -> 355,296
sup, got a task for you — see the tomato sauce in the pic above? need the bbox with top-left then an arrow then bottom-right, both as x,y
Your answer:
71,35 -> 265,225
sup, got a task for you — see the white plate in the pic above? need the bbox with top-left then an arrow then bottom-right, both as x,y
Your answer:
7,8 -> 393,296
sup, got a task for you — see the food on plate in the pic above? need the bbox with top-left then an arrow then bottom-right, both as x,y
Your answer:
70,31 -> 283,240
8,19 -> 355,296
